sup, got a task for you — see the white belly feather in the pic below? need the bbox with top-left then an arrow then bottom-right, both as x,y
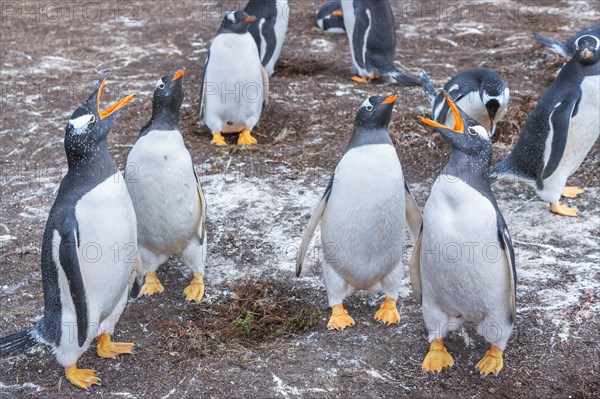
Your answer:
321,144 -> 405,288
205,33 -> 265,133
126,130 -> 201,254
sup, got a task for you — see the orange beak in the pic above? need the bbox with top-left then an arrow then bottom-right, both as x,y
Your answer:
332,10 -> 343,17
171,68 -> 185,82
244,16 -> 256,23
97,76 -> 135,120
420,91 -> 464,133
381,94 -> 399,105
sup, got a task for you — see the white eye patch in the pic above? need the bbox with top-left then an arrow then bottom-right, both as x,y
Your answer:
155,78 -> 164,89
226,11 -> 237,22
468,125 -> 489,139
361,98 -> 373,110
575,34 -> 600,50
69,114 -> 93,133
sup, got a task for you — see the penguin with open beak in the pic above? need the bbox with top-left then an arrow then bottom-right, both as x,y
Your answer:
0,74 -> 138,390
296,93 -> 422,331
412,92 -> 517,377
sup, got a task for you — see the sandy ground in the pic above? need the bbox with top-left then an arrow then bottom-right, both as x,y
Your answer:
1,0 -> 599,398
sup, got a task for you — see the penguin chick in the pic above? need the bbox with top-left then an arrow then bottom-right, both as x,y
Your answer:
198,10 -> 270,146
316,0 -> 345,34
419,68 -> 509,137
126,68 -> 207,303
412,92 -> 517,377
244,0 -> 289,76
341,0 -> 420,85
0,74 -> 137,390
296,93 -> 422,331
533,23 -> 600,58
493,34 -> 600,217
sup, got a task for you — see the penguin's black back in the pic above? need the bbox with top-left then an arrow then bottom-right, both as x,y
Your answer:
245,0 -> 279,64
354,0 -> 397,74
496,57 -> 600,181
37,145 -> 117,346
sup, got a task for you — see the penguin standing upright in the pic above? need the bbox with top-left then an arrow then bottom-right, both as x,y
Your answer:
296,94 -> 422,330
0,74 -> 137,390
244,0 -> 289,76
340,0 -> 420,84
198,10 -> 270,146
420,67 -> 510,137
412,93 -> 516,376
316,0 -> 345,34
126,68 -> 207,303
533,23 -> 600,58
494,34 -> 600,216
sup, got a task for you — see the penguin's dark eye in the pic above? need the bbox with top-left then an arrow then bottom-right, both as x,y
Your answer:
89,115 -> 95,123
468,126 -> 477,135
366,106 -> 373,111
158,83 -> 165,90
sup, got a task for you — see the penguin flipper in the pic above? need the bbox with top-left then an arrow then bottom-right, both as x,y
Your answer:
296,175 -> 333,277
497,215 -> 517,323
542,99 -> 578,180
404,182 -> 422,240
198,50 -> 210,120
261,66 -> 270,106
408,226 -> 423,305
259,17 -> 277,67
418,69 -> 437,106
194,166 -> 207,245
59,228 -> 89,348
532,32 -> 569,58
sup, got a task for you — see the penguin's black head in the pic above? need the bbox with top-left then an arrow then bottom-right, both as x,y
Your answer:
574,34 -> 600,64
66,73 -> 134,156
317,1 -> 345,32
151,67 -> 185,119
480,76 -> 508,136
220,10 -> 256,34
354,94 -> 398,130
421,91 -> 492,157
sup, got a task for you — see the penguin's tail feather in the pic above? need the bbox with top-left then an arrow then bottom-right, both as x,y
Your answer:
490,157 -> 516,184
532,32 -> 568,58
0,327 -> 39,356
391,70 -> 422,86
418,69 -> 437,105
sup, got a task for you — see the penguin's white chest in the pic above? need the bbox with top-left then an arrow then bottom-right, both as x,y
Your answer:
126,130 -> 201,254
321,144 -> 405,287
72,172 -> 137,320
421,178 -> 509,322
205,33 -> 264,133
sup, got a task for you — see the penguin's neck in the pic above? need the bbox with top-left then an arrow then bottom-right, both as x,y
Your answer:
141,109 -> 179,136
443,150 -> 492,188
345,128 -> 392,151
66,140 -> 117,179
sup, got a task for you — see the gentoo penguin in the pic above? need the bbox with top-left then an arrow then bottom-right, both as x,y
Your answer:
340,0 -> 420,85
126,68 -> 208,303
419,68 -> 509,137
244,0 -> 289,76
533,23 -> 600,58
0,74 -> 137,390
316,0 -> 345,34
412,92 -> 516,376
493,34 -> 600,216
198,10 -> 270,146
296,94 -> 422,330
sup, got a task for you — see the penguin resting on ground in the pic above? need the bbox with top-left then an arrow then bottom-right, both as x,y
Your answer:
413,92 -> 516,377
420,67 -> 509,137
316,0 -> 345,34
0,74 -> 137,390
126,68 -> 208,303
244,0 -> 289,76
493,34 -> 600,217
533,23 -> 600,58
340,0 -> 420,85
296,93 -> 422,330
198,10 -> 270,146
